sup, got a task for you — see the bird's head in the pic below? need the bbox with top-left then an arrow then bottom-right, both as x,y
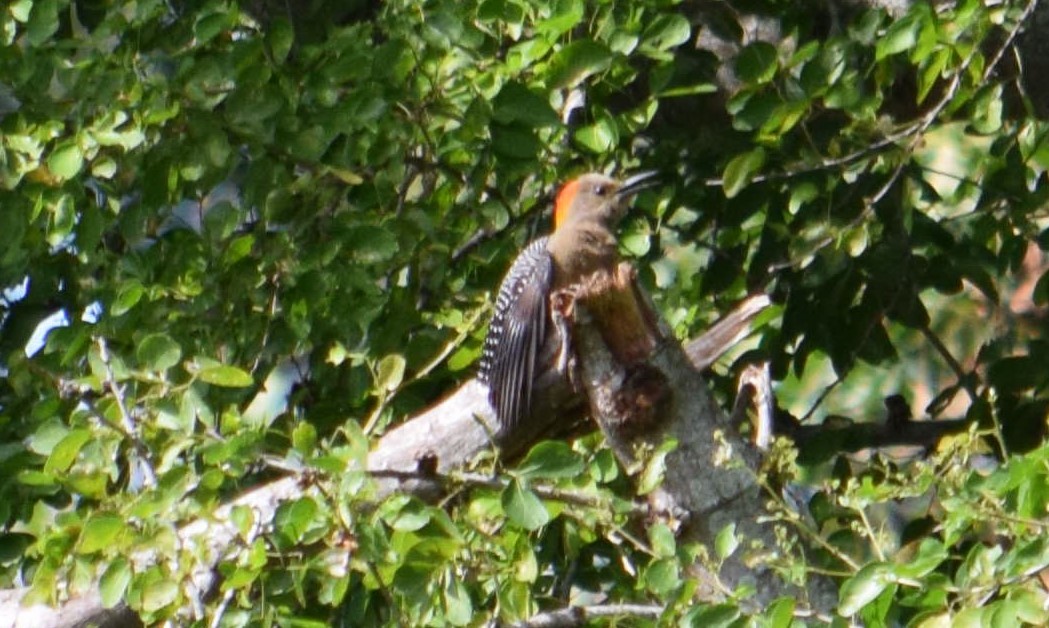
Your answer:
554,171 -> 658,230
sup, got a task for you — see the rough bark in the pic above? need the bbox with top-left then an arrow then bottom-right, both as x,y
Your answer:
570,265 -> 836,610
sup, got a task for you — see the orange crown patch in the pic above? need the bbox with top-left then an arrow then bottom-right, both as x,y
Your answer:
554,179 -> 580,229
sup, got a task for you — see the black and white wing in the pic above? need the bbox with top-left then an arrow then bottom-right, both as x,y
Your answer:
479,237 -> 553,435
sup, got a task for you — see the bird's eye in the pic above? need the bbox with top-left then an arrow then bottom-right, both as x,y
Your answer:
593,184 -> 607,196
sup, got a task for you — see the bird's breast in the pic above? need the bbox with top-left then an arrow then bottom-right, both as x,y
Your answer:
547,224 -> 619,288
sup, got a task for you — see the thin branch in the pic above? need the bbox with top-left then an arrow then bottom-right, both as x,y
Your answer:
701,120 -> 925,189
250,275 -> 281,375
367,467 -> 649,516
96,336 -> 157,488
920,324 -> 975,400
801,377 -> 843,423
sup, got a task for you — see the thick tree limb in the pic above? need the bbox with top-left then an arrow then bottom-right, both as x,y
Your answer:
789,418 -> 970,465
569,265 -> 836,610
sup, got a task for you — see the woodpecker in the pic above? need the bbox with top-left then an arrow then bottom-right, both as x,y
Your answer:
479,171 -> 658,435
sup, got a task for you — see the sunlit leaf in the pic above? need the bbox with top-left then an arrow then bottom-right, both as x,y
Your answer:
137,333 -> 182,371
47,142 -> 83,181
375,354 -> 406,392
516,441 -> 584,480
199,365 -> 254,388
839,563 -> 894,616
722,147 -> 766,198
502,479 -> 549,530
546,39 -> 614,88
79,514 -> 126,553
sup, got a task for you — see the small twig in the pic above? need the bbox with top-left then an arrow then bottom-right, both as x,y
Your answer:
250,275 -> 281,375
96,336 -> 157,488
920,324 -> 976,401
854,506 -> 886,561
701,120 -> 925,189
367,467 -> 647,515
412,306 -> 488,385
983,0 -> 1039,84
801,377 -> 843,423
97,337 -> 136,435
449,182 -> 552,264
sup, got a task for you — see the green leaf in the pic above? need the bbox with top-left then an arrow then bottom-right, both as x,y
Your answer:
18,470 -> 57,487
641,14 -> 691,53
788,181 -> 819,214
620,228 -> 651,257
714,522 -> 739,560
28,420 -> 70,456
375,354 -> 406,392
546,39 -> 614,89
535,0 -> 584,37
292,421 -> 317,454
735,42 -> 779,85
99,558 -> 131,608
141,579 -> 178,613
26,0 -> 59,46
230,505 -> 255,542
648,522 -> 677,558
491,123 -> 541,159
516,441 -> 584,479
722,147 -> 766,198
765,597 -> 796,628
199,364 -> 254,388
194,10 -> 234,45
895,538 -> 947,579
876,15 -> 920,60
267,17 -> 294,64
492,81 -> 559,128
573,116 -> 618,154
502,478 -> 549,530
970,84 -> 1003,135
381,497 -> 439,535
589,449 -> 619,483
137,333 -> 182,371
839,562 -> 894,616
47,142 -> 84,181
644,557 -> 680,595
345,226 -> 399,264
443,574 -> 473,626
44,429 -> 91,474
111,281 -> 144,317
478,0 -> 520,23
683,604 -> 741,627
9,0 -> 32,22
276,497 -> 319,543
79,513 -> 126,553
638,440 -> 675,495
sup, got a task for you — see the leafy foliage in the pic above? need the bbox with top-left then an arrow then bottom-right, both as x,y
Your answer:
0,0 -> 1048,624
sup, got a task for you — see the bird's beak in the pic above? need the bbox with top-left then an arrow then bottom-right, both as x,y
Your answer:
616,171 -> 660,198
